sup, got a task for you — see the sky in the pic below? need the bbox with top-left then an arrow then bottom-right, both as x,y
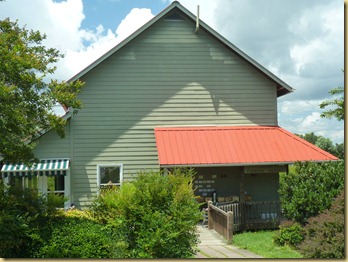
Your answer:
0,0 -> 344,143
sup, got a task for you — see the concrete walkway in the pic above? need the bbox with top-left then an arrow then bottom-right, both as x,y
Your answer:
195,226 -> 263,258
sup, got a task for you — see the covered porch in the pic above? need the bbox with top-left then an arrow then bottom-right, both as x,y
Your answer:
1,158 -> 71,208
154,125 -> 338,233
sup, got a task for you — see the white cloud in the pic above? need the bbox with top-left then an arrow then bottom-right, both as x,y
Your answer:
1,0 -> 154,80
278,100 -> 344,144
297,112 -> 322,131
116,8 -> 154,42
289,3 -> 343,77
1,0 -> 344,144
280,100 -> 322,115
58,6 -> 154,80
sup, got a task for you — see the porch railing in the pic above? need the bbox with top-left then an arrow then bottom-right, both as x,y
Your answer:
207,201 -> 234,243
207,201 -> 282,241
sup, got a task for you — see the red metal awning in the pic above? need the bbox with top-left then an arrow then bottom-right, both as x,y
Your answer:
154,126 -> 339,166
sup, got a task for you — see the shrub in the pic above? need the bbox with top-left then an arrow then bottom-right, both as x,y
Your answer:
273,220 -> 304,247
0,180 -> 67,258
297,191 -> 344,258
0,181 -> 48,257
279,161 -> 344,224
36,215 -> 121,258
89,168 -> 202,258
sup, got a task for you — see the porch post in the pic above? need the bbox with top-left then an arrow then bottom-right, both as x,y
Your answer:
208,201 -> 213,230
239,167 -> 245,202
239,167 -> 246,230
226,211 -> 234,243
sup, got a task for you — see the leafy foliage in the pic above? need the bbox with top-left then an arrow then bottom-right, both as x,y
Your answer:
89,168 -> 202,258
279,161 -> 344,224
298,191 -> 344,258
0,18 -> 84,164
36,215 -> 118,258
0,180 -> 63,258
273,220 -> 304,247
319,85 -> 344,121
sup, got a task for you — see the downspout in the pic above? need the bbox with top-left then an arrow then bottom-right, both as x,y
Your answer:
194,5 -> 200,33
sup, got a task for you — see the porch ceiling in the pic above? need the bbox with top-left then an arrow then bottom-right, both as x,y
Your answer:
154,126 -> 338,167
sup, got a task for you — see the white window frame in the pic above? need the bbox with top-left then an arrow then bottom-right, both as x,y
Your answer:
97,164 -> 123,190
38,170 -> 71,209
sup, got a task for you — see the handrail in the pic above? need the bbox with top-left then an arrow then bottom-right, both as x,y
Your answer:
207,201 -> 233,243
216,201 -> 282,232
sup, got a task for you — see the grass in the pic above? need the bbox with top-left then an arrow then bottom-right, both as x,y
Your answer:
232,230 -> 303,258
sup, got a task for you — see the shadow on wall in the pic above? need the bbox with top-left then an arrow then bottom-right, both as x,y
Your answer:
70,13 -> 277,207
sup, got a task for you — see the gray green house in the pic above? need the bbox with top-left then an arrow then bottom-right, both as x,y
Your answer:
1,1 -> 337,209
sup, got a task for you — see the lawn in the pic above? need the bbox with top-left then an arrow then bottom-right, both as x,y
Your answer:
232,230 -> 303,258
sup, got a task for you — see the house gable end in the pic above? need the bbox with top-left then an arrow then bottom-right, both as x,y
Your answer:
68,2 -> 293,97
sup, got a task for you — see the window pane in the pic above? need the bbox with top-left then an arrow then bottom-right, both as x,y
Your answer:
100,166 -> 120,184
55,176 -> 65,191
48,176 -> 65,192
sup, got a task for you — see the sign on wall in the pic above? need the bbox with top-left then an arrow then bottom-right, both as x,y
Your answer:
244,165 -> 287,174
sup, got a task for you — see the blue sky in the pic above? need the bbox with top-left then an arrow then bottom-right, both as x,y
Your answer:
80,0 -> 166,30
0,0 -> 344,144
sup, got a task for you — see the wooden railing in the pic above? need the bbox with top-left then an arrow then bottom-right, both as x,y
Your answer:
206,201 -> 282,242
217,201 -> 282,232
207,201 -> 233,243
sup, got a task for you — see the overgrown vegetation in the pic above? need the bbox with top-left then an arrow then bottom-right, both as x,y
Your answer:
298,191 -> 344,258
279,161 -> 344,224
276,161 -> 344,258
0,180 -> 64,258
36,212 -> 118,258
273,221 -> 304,247
0,168 -> 201,258
89,168 -> 202,258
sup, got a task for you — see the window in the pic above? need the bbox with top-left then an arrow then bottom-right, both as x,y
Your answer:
8,176 -> 37,190
97,164 -> 123,190
46,176 -> 66,208
47,175 -> 65,197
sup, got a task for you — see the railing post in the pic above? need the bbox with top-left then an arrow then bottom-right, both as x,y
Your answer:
208,201 -> 213,230
227,211 -> 234,243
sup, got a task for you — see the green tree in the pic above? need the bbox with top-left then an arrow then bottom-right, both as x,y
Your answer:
279,161 -> 344,225
0,18 -> 84,164
319,85 -> 344,121
332,142 -> 344,160
296,133 -> 343,159
296,132 -> 319,145
314,136 -> 334,155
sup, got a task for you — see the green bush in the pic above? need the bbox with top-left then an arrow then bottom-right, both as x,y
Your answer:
279,161 -> 344,224
273,220 -> 304,247
0,180 -> 67,258
297,191 -> 344,258
36,215 -> 120,258
89,168 -> 202,258
0,181 -> 48,257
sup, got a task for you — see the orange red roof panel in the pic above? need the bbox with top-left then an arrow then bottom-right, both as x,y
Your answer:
154,126 -> 338,166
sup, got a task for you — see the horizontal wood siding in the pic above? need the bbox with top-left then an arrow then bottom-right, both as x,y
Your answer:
33,123 -> 70,159
36,15 -> 278,208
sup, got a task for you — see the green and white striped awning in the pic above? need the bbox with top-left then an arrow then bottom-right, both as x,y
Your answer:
1,159 -> 70,177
